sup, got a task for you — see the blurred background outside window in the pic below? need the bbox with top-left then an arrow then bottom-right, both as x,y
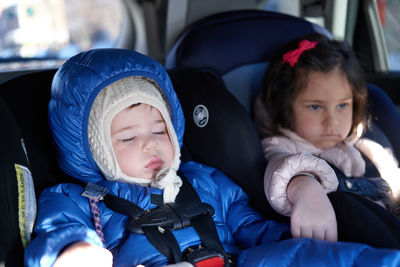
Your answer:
0,0 -> 124,71
377,0 -> 400,71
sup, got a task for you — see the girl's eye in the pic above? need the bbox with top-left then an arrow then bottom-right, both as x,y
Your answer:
119,137 -> 136,143
337,103 -> 348,109
308,104 -> 321,110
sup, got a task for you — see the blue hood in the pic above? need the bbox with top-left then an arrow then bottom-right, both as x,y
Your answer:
48,49 -> 185,183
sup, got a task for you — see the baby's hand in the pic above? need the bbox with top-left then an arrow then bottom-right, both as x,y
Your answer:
53,241 -> 113,267
287,175 -> 338,241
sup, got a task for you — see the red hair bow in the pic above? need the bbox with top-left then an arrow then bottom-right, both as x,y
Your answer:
281,40 -> 318,67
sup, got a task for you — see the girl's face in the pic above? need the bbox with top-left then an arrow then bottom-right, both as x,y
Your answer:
111,103 -> 174,179
291,67 -> 353,149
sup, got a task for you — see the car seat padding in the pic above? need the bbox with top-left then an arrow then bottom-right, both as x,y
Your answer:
168,67 -> 287,220
0,98 -> 34,267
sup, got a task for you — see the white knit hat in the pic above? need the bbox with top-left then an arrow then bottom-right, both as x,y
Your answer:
88,76 -> 182,202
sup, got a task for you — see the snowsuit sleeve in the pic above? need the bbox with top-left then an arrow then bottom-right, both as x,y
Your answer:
180,162 -> 292,251
237,237 -> 400,266
24,183 -> 106,267
214,168 -> 291,249
261,136 -> 338,216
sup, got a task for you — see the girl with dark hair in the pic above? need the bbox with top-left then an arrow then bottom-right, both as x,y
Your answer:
254,33 -> 400,249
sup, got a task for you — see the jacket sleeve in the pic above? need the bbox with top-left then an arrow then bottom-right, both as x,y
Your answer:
24,183 -> 105,267
237,237 -> 400,267
200,165 -> 290,249
261,137 -> 338,216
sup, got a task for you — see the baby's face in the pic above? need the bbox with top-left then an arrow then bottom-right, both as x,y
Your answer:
291,67 -> 353,149
111,103 -> 174,179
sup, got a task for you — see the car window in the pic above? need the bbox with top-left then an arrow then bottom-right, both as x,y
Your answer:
262,0 -> 300,17
0,0 -> 125,72
377,0 -> 400,71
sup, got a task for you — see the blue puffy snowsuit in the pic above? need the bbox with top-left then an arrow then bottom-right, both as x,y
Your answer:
25,49 -> 400,266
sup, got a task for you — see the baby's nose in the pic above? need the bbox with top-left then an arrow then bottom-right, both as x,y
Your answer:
143,136 -> 158,152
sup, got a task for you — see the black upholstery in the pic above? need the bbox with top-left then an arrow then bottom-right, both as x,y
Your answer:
0,70 -> 74,197
0,98 -> 28,267
0,69 -> 74,266
168,68 -> 285,219
366,84 -> 400,160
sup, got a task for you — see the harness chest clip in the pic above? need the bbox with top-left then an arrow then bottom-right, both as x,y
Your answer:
128,202 -> 215,234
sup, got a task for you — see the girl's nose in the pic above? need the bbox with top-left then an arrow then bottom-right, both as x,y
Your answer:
143,136 -> 158,152
323,110 -> 339,126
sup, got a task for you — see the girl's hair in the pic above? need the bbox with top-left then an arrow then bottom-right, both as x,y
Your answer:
260,33 -> 367,137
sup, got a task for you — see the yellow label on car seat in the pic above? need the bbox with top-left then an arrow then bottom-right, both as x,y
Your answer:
15,164 -> 36,248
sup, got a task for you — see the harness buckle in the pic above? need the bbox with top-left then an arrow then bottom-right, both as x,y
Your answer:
128,202 -> 215,234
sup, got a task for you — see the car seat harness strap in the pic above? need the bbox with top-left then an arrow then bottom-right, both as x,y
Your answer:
82,172 -> 231,266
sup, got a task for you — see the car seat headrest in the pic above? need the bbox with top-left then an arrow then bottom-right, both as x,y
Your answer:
166,10 -> 331,112
366,84 -> 400,160
0,97 -> 35,266
168,67 -> 285,219
0,70 -> 74,197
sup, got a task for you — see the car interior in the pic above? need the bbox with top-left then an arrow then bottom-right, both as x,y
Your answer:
0,0 -> 400,266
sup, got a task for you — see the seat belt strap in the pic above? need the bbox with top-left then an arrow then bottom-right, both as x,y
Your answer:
142,225 -> 182,263
139,174 -> 227,264
176,173 -> 228,261
190,214 -> 227,259
175,171 -> 201,203
103,194 -> 145,218
84,172 -> 228,264
136,174 -> 198,263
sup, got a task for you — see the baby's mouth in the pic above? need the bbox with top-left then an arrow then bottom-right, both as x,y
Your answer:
146,157 -> 163,170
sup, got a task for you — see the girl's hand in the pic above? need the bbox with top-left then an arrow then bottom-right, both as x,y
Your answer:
287,175 -> 338,241
53,241 -> 113,267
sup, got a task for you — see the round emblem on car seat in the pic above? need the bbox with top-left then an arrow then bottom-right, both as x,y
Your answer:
193,104 -> 209,128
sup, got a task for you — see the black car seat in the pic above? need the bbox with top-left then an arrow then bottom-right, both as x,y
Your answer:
166,9 -> 400,214
0,70 -> 75,267
167,68 -> 279,219
0,64 -> 286,267
0,70 -> 74,195
0,98 -> 33,267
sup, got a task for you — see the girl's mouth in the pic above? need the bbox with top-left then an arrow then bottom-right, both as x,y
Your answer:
321,134 -> 340,140
146,157 -> 163,170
